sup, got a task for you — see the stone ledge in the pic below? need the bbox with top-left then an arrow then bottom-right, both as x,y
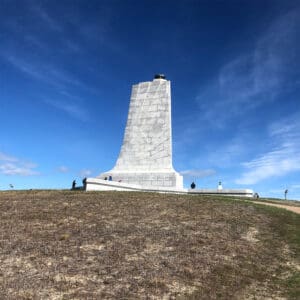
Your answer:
99,170 -> 183,189
85,178 -> 254,198
85,178 -> 187,193
188,189 -> 254,197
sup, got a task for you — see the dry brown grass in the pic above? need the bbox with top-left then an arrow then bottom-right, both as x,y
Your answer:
0,190 -> 299,299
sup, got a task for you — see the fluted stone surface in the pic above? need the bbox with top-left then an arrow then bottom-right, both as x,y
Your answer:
100,77 -> 183,189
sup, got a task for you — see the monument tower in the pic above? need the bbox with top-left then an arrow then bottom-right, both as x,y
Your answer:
99,74 -> 183,189
85,75 -> 254,196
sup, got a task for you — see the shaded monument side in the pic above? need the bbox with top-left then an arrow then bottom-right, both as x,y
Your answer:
99,75 -> 183,189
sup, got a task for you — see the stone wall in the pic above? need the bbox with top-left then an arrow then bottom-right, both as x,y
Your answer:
100,172 -> 183,188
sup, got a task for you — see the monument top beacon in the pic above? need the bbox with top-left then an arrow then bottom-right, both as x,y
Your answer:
154,74 -> 166,80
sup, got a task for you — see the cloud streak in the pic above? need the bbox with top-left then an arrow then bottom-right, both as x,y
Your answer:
79,169 -> 92,177
0,163 -> 39,176
3,53 -> 85,90
1,53 -> 90,121
196,10 -> 300,128
0,152 -> 18,162
0,152 -> 39,176
236,114 -> 300,184
44,99 -> 89,122
31,5 -> 63,32
58,166 -> 69,173
180,169 -> 216,178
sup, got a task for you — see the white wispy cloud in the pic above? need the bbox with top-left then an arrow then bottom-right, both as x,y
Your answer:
24,34 -> 46,49
3,53 -> 83,89
0,163 -> 39,176
196,10 -> 300,127
2,51 -> 101,99
30,4 -> 63,32
236,114 -> 300,184
236,146 -> 300,184
5,54 -> 46,82
44,99 -> 89,122
58,166 -> 69,173
0,152 -> 39,176
180,169 -> 216,178
0,2 -> 109,99
79,169 -> 92,177
0,39 -> 91,122
0,52 -> 91,121
0,152 -> 18,162
206,138 -> 248,168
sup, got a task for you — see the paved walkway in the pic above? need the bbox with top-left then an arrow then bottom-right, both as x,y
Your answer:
252,201 -> 300,215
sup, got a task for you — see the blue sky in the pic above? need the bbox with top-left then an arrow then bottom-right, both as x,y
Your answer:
0,0 -> 300,200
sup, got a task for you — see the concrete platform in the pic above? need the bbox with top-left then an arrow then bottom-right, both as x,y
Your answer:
85,178 -> 254,197
85,178 -> 187,193
188,189 -> 254,197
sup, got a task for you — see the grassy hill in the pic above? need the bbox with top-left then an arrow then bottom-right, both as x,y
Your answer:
252,197 -> 300,207
0,190 -> 299,299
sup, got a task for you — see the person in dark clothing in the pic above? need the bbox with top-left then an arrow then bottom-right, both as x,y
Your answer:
82,178 -> 87,189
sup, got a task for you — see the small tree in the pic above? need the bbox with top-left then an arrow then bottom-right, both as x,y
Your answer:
284,189 -> 288,200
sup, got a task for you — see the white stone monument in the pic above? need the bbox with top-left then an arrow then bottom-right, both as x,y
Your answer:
84,75 -> 254,197
86,75 -> 183,191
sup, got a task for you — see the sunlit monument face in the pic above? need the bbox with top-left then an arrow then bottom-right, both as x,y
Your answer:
100,75 -> 183,189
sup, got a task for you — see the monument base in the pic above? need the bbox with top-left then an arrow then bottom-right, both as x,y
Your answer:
99,170 -> 183,189
85,177 -> 187,193
85,178 -> 254,198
